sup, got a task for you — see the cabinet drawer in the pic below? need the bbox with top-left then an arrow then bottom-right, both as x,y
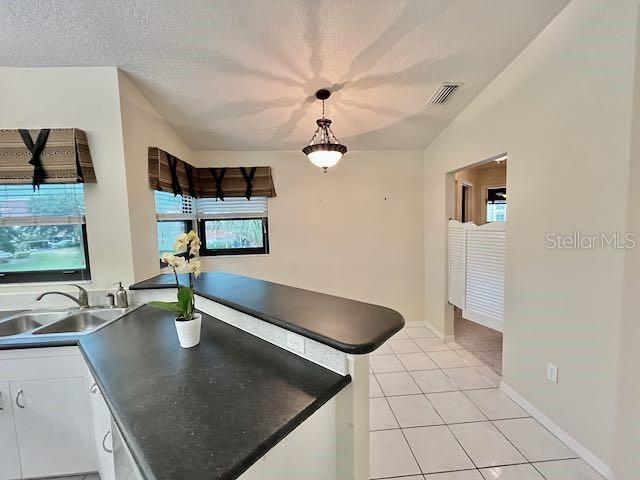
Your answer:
0,354 -> 85,382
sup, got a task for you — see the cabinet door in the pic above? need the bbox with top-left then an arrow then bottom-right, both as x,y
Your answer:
11,378 -> 96,478
0,382 -> 21,480
89,378 -> 115,480
112,422 -> 144,480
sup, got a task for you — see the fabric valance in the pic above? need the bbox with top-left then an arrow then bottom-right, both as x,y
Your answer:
148,147 -> 276,199
0,128 -> 96,187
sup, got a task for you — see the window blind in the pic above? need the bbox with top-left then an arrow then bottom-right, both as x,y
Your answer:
0,184 -> 85,226
155,192 -> 268,220
196,196 -> 268,220
155,191 -> 195,220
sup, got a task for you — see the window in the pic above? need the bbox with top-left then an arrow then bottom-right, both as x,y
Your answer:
155,191 -> 195,256
198,197 -> 268,256
154,193 -> 268,257
0,184 -> 91,283
486,187 -> 507,222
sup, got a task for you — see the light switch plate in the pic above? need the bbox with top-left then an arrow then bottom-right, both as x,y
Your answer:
546,363 -> 558,383
286,332 -> 305,354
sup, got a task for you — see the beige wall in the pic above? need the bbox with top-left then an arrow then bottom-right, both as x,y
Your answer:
117,70 -> 194,282
423,0 -> 638,471
0,67 -> 136,292
612,6 -> 640,479
192,150 -> 426,323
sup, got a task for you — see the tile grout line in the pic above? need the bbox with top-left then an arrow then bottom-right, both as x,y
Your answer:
377,325 -> 589,478
379,352 -> 483,477
371,329 -> 538,479
380,394 -> 423,477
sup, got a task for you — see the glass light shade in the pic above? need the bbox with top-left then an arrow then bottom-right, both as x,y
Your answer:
307,149 -> 343,169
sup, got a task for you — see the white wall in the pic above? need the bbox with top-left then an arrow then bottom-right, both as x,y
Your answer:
117,70 -> 194,282
422,0 -> 638,472
193,150 -> 425,323
612,6 -> 640,479
0,67 -> 135,293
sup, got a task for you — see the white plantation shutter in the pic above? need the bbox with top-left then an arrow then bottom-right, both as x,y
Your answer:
448,220 -> 506,332
196,197 -> 268,220
448,220 -> 466,309
0,184 -> 85,226
464,224 -> 506,328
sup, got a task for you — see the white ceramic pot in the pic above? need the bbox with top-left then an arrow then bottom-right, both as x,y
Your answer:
174,313 -> 202,348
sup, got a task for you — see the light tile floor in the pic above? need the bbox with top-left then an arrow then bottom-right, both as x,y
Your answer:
369,326 -> 604,480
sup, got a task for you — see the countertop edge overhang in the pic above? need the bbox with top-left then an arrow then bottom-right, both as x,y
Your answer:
130,272 -> 405,354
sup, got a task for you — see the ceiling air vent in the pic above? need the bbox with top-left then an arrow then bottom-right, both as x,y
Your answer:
427,83 -> 461,105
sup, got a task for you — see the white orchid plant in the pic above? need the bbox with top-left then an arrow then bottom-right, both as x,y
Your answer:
149,230 -> 202,322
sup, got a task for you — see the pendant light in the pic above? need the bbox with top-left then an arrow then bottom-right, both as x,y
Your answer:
302,89 -> 347,172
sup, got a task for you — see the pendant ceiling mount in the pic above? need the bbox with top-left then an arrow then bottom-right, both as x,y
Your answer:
302,88 -> 347,172
315,89 -> 331,101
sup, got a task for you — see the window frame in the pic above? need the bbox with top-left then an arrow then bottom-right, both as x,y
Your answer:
155,191 -> 271,258
198,217 -> 269,257
158,219 -> 195,267
0,223 -> 92,284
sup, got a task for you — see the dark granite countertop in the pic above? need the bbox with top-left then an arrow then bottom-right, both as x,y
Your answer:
0,306 -> 351,480
130,272 -> 404,354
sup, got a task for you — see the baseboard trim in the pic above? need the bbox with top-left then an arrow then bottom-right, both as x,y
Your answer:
404,321 -> 426,328
423,321 -> 455,342
500,382 -> 612,479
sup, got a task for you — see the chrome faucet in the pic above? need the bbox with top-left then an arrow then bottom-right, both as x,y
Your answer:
35,284 -> 90,308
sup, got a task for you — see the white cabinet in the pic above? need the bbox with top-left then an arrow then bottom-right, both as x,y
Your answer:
10,378 -> 96,478
88,374 -> 115,480
0,382 -> 21,480
0,347 -> 97,479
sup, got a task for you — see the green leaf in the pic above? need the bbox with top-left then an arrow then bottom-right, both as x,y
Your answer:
148,301 -> 183,314
177,286 -> 193,317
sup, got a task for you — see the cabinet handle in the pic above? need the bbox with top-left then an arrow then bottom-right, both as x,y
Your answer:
102,430 -> 113,453
16,389 -> 25,408
90,382 -> 99,394
0,391 -> 3,411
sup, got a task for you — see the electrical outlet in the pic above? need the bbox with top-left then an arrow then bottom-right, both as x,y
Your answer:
286,332 -> 305,354
546,363 -> 559,383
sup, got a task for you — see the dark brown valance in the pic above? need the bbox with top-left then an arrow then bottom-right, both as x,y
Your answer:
148,147 -> 199,197
148,147 -> 276,199
0,128 -> 96,186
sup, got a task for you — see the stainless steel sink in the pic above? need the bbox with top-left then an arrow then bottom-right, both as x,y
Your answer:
0,312 -> 69,337
33,308 -> 128,335
0,306 -> 138,338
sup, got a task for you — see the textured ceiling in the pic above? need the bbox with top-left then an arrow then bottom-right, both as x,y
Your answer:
0,0 -> 569,150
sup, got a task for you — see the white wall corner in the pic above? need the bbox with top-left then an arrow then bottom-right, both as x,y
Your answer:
500,382 -> 613,479
423,319 -> 455,342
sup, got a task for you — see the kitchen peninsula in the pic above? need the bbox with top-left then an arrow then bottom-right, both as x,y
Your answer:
0,272 -> 404,480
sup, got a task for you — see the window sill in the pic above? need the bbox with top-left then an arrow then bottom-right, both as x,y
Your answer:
200,253 -> 270,259
0,279 -> 92,288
